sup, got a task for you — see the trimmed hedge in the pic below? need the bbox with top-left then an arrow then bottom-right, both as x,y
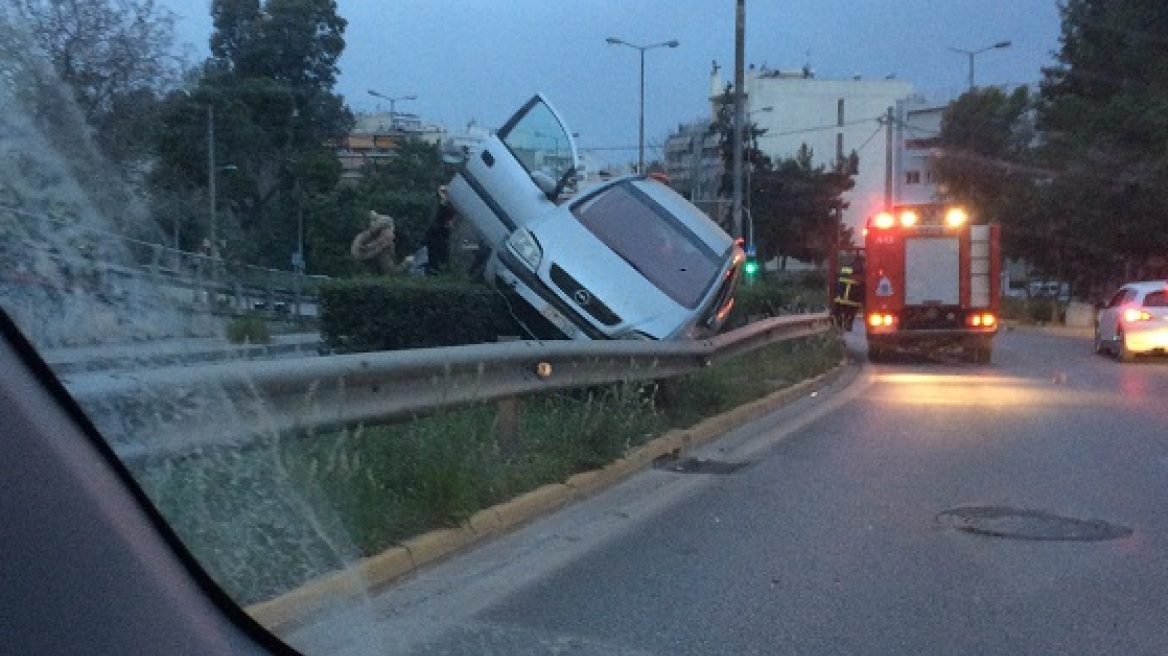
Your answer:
318,276 -> 520,352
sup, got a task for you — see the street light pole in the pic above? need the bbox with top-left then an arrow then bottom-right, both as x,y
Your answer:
948,40 -> 1011,90
368,89 -> 417,129
606,36 -> 679,174
207,104 -> 216,254
745,106 -> 773,256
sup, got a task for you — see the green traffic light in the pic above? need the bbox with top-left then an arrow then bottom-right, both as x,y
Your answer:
744,258 -> 759,275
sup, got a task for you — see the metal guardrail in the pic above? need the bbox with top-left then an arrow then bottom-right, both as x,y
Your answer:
66,313 -> 833,465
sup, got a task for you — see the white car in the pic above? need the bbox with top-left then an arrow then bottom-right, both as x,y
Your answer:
447,94 -> 743,341
1094,280 -> 1168,361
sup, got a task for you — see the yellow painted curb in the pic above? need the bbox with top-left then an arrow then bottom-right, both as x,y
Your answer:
494,483 -> 575,530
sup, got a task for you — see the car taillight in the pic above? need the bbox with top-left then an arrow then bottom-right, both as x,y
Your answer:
867,312 -> 895,328
967,313 -> 996,328
1124,308 -> 1152,322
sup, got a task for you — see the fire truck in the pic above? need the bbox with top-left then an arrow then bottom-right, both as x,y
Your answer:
862,204 -> 1001,363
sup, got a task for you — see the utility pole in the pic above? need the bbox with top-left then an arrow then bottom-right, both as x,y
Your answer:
731,0 -> 745,240
883,106 -> 894,210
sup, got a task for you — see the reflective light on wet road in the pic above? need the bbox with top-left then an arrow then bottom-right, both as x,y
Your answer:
866,372 -> 1121,408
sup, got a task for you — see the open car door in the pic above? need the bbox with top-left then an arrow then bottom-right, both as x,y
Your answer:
449,94 -> 579,250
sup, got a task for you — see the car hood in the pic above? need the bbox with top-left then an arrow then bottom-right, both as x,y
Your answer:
525,212 -> 716,339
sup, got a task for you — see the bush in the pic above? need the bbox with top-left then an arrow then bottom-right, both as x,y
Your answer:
225,315 -> 271,344
1000,296 -> 1063,325
318,276 -> 519,352
726,273 -> 829,329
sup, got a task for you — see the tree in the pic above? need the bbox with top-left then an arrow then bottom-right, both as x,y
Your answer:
933,86 -> 1036,224
707,84 -> 767,232
750,145 -> 857,267
153,0 -> 352,267
1036,0 -> 1168,285
12,0 -> 183,167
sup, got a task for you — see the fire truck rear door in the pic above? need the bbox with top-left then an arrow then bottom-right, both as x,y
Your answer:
905,238 -> 960,305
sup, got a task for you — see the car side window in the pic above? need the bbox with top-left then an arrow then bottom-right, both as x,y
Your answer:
1105,289 -> 1127,309
1142,290 -> 1167,308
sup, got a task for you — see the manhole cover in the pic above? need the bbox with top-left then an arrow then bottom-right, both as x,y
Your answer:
936,506 -> 1132,542
656,457 -> 747,475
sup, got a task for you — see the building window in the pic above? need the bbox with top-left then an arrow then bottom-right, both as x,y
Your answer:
906,170 -> 921,185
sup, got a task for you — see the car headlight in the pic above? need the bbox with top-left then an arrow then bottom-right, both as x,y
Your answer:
507,227 -> 543,270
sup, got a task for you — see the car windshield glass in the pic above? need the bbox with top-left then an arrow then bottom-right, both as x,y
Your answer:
498,97 -> 576,195
570,181 -> 721,309
1143,290 -> 1167,308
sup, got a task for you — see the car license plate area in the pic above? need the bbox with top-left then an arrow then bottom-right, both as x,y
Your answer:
539,303 -> 576,337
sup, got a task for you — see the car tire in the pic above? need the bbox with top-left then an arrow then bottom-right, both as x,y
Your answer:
1117,328 -> 1135,363
1093,328 -> 1108,356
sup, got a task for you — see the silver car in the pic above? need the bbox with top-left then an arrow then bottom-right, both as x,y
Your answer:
448,94 -> 743,340
1094,280 -> 1168,361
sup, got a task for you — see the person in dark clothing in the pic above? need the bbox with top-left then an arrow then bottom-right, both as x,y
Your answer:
424,185 -> 456,276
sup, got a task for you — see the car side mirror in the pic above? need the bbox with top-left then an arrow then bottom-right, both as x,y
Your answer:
531,170 -> 558,198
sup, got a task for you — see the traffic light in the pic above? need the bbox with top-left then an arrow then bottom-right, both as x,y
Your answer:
743,242 -> 759,281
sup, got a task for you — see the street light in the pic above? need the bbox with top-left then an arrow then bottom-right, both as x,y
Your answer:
605,36 -> 679,174
367,89 -> 417,129
948,40 -> 1011,90
205,106 -> 237,261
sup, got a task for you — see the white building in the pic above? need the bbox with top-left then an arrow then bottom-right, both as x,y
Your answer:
892,94 -> 948,207
698,63 -> 915,236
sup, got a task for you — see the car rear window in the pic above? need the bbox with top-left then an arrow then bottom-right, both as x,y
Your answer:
1142,290 -> 1167,308
570,181 -> 721,309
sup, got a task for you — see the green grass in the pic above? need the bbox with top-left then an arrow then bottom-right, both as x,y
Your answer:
134,332 -> 843,605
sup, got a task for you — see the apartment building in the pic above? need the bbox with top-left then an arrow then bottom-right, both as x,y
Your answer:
665,63 -> 915,235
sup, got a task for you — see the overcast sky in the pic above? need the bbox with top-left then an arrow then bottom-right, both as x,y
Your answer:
164,1 -> 1064,168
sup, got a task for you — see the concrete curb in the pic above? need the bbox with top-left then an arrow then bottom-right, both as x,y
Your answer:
246,361 -> 853,631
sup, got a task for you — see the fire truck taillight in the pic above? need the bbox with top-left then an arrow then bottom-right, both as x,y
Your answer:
945,207 -> 968,227
873,212 -> 895,229
967,313 -> 997,328
899,210 -> 919,227
868,313 -> 896,328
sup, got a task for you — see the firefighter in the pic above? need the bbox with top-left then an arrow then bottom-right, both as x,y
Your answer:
832,257 -> 864,331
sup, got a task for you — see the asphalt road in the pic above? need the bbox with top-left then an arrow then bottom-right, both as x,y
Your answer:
285,326 -> 1168,656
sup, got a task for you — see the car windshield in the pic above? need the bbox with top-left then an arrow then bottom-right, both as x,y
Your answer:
7,2 -> 1168,655
570,181 -> 723,309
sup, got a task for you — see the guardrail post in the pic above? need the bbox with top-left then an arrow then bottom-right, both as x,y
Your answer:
496,396 -> 523,461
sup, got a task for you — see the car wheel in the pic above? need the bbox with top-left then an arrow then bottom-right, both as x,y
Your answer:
1093,328 -> 1107,356
1117,328 -> 1135,363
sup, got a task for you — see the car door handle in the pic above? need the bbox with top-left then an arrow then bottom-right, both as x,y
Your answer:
481,150 -> 495,167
